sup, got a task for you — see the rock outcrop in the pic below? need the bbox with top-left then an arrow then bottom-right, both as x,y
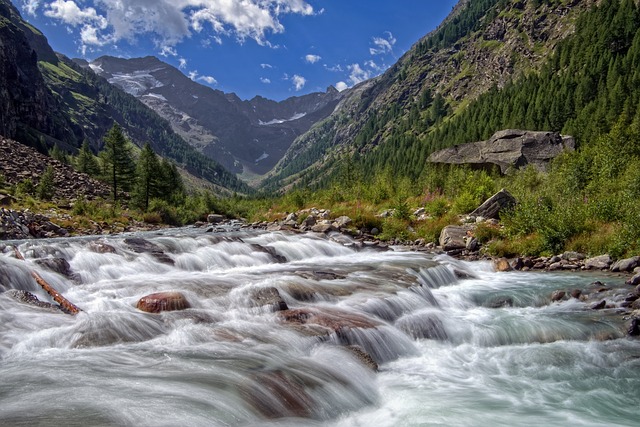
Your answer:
428,129 -> 575,173
470,188 -> 516,219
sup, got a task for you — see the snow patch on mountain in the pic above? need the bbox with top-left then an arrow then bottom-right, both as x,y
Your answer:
259,112 -> 307,125
106,69 -> 165,96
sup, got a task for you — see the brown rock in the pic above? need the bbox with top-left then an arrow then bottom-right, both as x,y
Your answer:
136,291 -> 191,313
550,290 -> 566,302
494,258 -> 512,272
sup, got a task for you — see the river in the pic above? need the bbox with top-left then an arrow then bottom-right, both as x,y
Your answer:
0,229 -> 639,426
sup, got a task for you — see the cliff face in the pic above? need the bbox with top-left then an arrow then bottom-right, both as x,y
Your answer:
0,0 -> 66,149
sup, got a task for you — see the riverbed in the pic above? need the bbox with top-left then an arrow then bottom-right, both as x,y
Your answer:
1,229 -> 638,426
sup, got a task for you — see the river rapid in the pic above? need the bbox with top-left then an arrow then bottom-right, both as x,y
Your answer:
0,229 -> 638,426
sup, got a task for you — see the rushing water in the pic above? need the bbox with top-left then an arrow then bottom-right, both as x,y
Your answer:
0,229 -> 638,426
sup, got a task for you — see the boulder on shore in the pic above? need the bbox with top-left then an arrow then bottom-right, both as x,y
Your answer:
427,129 -> 575,173
439,225 -> 474,251
470,189 -> 516,220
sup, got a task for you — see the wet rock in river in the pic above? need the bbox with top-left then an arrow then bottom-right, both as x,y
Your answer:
591,300 -> 607,310
611,256 -> 640,273
87,240 -> 116,254
627,318 -> 640,336
279,307 -> 380,335
249,287 -> 288,311
242,370 -> 314,419
345,345 -> 378,371
584,255 -> 613,270
136,291 -> 191,313
124,238 -> 174,265
34,257 -> 74,279
626,273 -> 640,286
494,257 -> 513,272
550,290 -> 566,302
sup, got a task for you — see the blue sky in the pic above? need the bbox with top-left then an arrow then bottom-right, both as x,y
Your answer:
17,0 -> 458,101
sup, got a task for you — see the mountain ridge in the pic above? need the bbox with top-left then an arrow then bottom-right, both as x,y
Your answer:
86,55 -> 347,177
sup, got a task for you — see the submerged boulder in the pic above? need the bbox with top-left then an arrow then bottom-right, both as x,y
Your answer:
136,291 -> 191,313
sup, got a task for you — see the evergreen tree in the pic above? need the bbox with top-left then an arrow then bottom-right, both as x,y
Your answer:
75,140 -> 100,176
159,159 -> 185,202
101,124 -> 136,203
133,143 -> 161,211
36,165 -> 55,201
49,144 -> 67,164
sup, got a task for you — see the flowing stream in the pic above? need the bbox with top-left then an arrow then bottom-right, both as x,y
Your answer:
0,229 -> 639,426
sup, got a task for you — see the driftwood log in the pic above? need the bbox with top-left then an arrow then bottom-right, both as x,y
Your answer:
13,247 -> 82,315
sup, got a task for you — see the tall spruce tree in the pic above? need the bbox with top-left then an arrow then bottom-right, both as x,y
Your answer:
101,124 -> 135,203
132,143 -> 161,211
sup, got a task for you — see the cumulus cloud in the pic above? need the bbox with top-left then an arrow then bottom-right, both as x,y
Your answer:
347,63 -> 370,85
178,58 -> 188,69
188,70 -> 217,85
260,77 -> 271,84
33,0 -> 315,54
291,74 -> 306,91
369,31 -> 396,55
335,81 -> 348,92
305,54 -> 321,64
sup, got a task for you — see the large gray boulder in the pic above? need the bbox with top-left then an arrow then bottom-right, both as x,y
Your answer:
439,225 -> 474,251
470,189 -> 516,219
428,129 -> 575,173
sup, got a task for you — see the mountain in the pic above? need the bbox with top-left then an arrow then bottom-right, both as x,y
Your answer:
86,56 -> 346,177
262,0 -> 601,191
0,0 -> 249,194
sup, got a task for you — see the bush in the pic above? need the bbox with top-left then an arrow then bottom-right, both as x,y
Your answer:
15,179 -> 35,197
36,166 -> 55,201
148,199 -> 181,226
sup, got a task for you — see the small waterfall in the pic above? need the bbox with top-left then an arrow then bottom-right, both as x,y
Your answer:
0,229 -> 638,426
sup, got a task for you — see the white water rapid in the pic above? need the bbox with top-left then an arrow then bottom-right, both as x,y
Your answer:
0,229 -> 638,426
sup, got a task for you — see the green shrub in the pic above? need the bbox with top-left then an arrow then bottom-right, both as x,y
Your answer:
15,179 -> 35,197
36,166 -> 55,201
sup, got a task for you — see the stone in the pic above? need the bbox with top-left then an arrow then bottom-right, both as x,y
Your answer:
590,300 -> 606,310
465,237 -> 480,251
207,214 -> 225,224
4,289 -> 61,312
629,274 -> 640,287
333,215 -> 352,229
439,225 -> 474,251
470,189 -> 517,219
345,345 -> 378,371
628,318 -> 640,336
136,291 -> 191,313
611,256 -> 640,273
413,208 -> 426,216
486,296 -> 514,308
570,289 -> 582,299
510,257 -> 524,270
311,223 -> 337,233
301,215 -> 316,227
550,290 -> 566,302
371,228 -> 380,236
584,255 -> 613,270
562,251 -> 586,261
249,287 -> 288,311
494,258 -> 512,272
285,212 -> 298,222
34,257 -> 74,279
427,129 -> 575,173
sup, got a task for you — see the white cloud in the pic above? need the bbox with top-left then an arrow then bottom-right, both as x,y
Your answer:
178,58 -> 187,69
369,31 -> 396,55
291,74 -> 306,91
325,64 -> 343,72
260,77 -> 271,84
160,46 -> 178,57
188,70 -> 217,85
23,0 -> 41,15
305,54 -> 321,64
35,0 -> 315,54
199,75 -> 217,85
347,63 -> 370,85
335,81 -> 348,92
261,63 -> 273,69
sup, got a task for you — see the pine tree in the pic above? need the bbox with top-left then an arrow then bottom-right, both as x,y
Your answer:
36,165 -> 55,201
132,143 -> 161,211
159,159 -> 185,203
75,140 -> 100,176
101,124 -> 136,203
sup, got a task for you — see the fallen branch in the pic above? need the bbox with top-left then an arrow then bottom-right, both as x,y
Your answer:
13,247 -> 82,315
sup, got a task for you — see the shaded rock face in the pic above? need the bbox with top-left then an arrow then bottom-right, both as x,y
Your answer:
439,225 -> 474,251
428,129 -> 575,173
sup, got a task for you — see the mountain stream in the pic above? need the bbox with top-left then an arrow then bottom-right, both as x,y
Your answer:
0,229 -> 638,426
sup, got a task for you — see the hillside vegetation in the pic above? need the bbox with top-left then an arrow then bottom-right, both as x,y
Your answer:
256,0 -> 640,258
